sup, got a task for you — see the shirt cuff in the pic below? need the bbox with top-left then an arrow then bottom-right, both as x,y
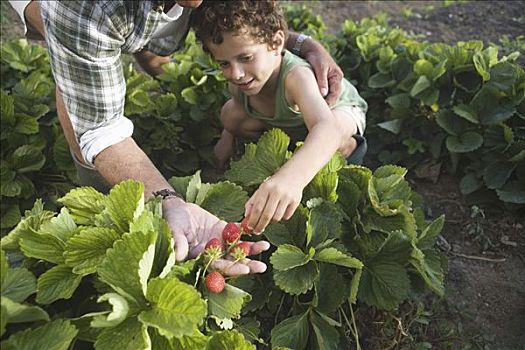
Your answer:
79,117 -> 134,166
9,0 -> 32,34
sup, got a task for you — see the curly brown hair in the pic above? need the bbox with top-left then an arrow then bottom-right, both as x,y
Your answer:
191,0 -> 288,52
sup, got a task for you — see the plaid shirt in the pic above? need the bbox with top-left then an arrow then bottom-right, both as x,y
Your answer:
40,1 -> 192,165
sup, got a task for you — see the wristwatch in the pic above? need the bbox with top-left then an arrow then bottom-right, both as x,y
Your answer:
152,189 -> 183,200
292,33 -> 311,55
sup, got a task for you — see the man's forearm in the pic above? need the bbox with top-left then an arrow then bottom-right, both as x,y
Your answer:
94,137 -> 174,200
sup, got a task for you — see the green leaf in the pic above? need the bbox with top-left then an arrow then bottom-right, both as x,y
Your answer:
410,248 -> 445,296
58,187 -> 106,226
11,145 -> 45,173
453,104 -> 478,124
98,230 -> 157,307
139,277 -> 206,339
64,227 -> 121,275
88,293 -> 129,328
1,200 -> 55,251
225,129 -> 290,187
271,311 -> 309,350
207,330 -> 255,350
368,72 -> 396,88
1,267 -> 36,303
496,181 -> 525,204
1,319 -> 77,350
19,229 -> 66,264
198,181 -> 248,222
460,173 -> 483,195
263,205 -> 308,247
95,317 -> 150,350
0,91 -> 15,125
314,248 -> 363,269
410,75 -> 431,97
273,261 -> 318,295
271,245 -> 315,271
0,204 -> 21,230
14,114 -> 39,135
359,261 -> 410,310
1,296 -> 49,324
181,87 -> 199,104
98,180 -> 145,234
446,131 -> 483,153
479,104 -> 516,125
417,215 -> 445,250
310,311 -> 340,350
483,161 -> 516,190
38,207 -> 77,242
308,200 -> 343,247
206,284 -> 251,320
167,330 -> 209,350
314,264 -> 348,314
0,250 -> 7,287
377,119 -> 402,134
435,109 -> 463,136
36,264 -> 83,304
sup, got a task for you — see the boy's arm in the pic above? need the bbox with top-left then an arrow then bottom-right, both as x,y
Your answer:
244,67 -> 349,233
285,32 -> 344,106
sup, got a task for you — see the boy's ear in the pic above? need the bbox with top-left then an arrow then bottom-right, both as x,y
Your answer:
272,30 -> 286,51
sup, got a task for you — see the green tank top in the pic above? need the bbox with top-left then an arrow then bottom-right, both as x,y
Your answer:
238,50 -> 368,141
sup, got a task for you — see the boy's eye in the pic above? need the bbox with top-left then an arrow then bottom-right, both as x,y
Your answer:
239,55 -> 252,62
218,62 -> 229,68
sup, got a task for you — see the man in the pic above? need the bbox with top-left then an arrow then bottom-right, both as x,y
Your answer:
9,0 -> 345,274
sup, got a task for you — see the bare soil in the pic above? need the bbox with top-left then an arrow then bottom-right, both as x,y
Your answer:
296,1 -> 525,348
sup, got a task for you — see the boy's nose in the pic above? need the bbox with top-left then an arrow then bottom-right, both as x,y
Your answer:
231,66 -> 245,81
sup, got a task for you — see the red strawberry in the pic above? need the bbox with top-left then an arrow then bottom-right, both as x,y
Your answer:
205,271 -> 225,294
241,216 -> 254,235
222,222 -> 241,244
205,238 -> 224,252
232,241 -> 251,260
204,238 -> 224,261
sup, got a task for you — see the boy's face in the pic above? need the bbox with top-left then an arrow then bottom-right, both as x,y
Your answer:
207,31 -> 285,96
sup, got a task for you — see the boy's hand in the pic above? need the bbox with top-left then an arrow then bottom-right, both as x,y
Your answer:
163,199 -> 269,275
244,175 -> 302,234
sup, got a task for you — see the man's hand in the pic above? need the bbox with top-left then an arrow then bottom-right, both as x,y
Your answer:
301,38 -> 344,106
162,198 -> 270,275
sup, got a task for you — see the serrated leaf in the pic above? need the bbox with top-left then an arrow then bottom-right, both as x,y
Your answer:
99,180 -> 145,234
89,293 -> 129,328
1,319 -> 77,350
410,248 -> 445,296
1,200 -> 55,251
19,229 -> 66,264
198,181 -> 248,222
263,205 -> 308,247
36,264 -> 82,304
310,311 -> 340,350
38,207 -> 77,242
206,284 -> 251,320
446,131 -> 483,153
308,201 -> 343,247
460,173 -> 483,195
95,317 -> 150,350
314,248 -> 363,269
64,227 -> 120,275
273,261 -> 318,295
359,261 -> 410,310
165,329 -> 209,350
57,187 -> 105,226
271,311 -> 309,350
98,230 -> 157,307
314,264 -> 348,314
453,104 -> 478,124
271,245 -> 315,271
417,215 -> 445,250
225,129 -> 290,187
11,145 -> 45,173
1,296 -> 49,324
483,161 -> 516,190
139,277 -> 206,339
1,267 -> 36,303
206,330 -> 255,350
